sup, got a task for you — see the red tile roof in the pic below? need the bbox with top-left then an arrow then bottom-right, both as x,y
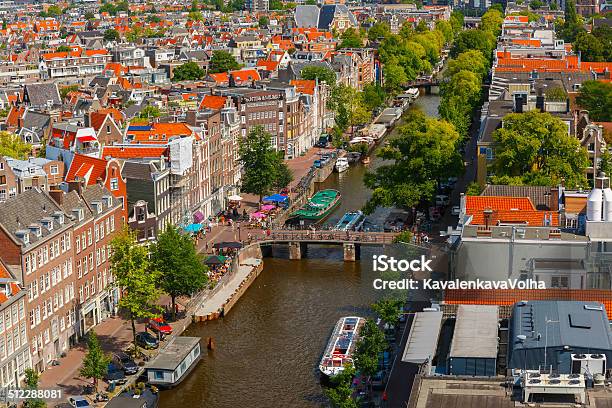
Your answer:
66,154 -> 109,186
102,146 -> 168,159
0,261 -> 20,303
199,95 -> 227,110
290,79 -> 316,95
465,196 -> 559,226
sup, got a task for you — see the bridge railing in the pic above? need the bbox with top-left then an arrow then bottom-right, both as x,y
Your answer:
249,230 -> 397,244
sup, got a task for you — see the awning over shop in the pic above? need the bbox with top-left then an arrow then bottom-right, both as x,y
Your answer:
213,241 -> 242,249
263,194 -> 288,203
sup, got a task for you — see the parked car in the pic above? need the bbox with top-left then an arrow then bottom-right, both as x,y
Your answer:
315,136 -> 328,148
148,317 -> 173,336
69,396 -> 93,408
136,331 -> 159,349
451,206 -> 460,216
113,352 -> 138,375
104,362 -> 127,384
313,159 -> 321,168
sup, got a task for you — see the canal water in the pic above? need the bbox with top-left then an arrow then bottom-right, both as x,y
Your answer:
158,94 -> 440,408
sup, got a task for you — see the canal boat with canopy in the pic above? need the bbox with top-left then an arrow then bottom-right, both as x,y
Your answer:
319,316 -> 365,377
287,189 -> 341,225
334,211 -> 365,231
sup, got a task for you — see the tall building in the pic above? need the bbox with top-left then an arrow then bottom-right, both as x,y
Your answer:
245,0 -> 269,12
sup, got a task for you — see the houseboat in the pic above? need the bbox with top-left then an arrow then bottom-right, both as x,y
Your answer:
406,87 -> 420,101
287,189 -> 341,225
345,151 -> 362,164
335,157 -> 349,173
334,211 -> 365,231
319,316 -> 365,377
145,336 -> 201,388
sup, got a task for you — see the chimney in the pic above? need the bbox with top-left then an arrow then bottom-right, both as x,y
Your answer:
483,208 -> 494,230
67,180 -> 83,196
550,187 -> 559,212
49,189 -> 64,206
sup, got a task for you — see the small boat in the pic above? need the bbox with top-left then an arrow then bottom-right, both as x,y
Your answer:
288,189 -> 341,224
319,316 -> 365,377
334,211 -> 365,231
406,87 -> 420,101
362,156 -> 371,165
335,157 -> 349,173
345,151 -> 361,164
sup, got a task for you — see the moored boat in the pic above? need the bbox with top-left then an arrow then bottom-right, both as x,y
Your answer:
319,316 -> 365,377
345,151 -> 362,164
334,211 -> 365,231
406,87 -> 420,101
335,157 -> 349,173
288,189 -> 341,224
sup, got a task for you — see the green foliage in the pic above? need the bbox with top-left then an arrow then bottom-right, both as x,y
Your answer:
23,369 -> 46,408
576,80 -> 612,121
151,225 -> 208,319
392,230 -> 413,244
439,69 -> 482,139
480,8 -> 503,35
138,105 -> 162,119
239,126 -> 294,199
466,181 -> 483,196
60,84 -> 79,100
300,65 -> 336,86
599,150 -> 612,176
492,111 -> 589,189
269,0 -> 283,9
446,49 -> 488,78
574,31 -> 606,62
0,131 -> 32,159
84,12 -> 95,20
173,61 -> 205,81
450,10 -> 465,33
372,298 -> 404,327
258,16 -> 269,27
338,27 -> 362,49
80,331 -> 110,391
558,0 -> 586,42
362,83 -> 386,111
530,0 -> 543,9
111,227 -> 162,348
435,20 -> 454,44
324,363 -> 358,408
56,45 -> 71,53
490,3 -> 504,13
367,22 -> 391,41
364,108 -> 464,212
353,319 -> 386,378
451,29 -> 496,60
146,14 -> 161,23
208,50 -> 241,73
40,5 -> 62,17
103,28 -> 120,41
383,64 -> 408,94
188,11 -> 203,21
544,86 -> 568,101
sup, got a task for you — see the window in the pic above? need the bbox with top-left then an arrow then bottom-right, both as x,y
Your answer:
110,178 -> 118,191
94,224 -> 99,242
89,253 -> 93,271
50,165 -> 58,175
88,229 -> 92,246
551,276 -> 569,288
76,238 -> 80,253
0,175 -> 5,185
29,311 -> 34,328
154,371 -> 164,380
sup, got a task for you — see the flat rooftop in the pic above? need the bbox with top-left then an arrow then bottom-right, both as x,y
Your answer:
402,310 -> 443,364
449,305 -> 498,359
147,336 -> 200,371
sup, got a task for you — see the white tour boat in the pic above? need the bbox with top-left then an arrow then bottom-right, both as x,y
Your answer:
319,316 -> 365,377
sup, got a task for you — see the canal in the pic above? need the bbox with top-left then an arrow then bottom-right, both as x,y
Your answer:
158,94 -> 440,408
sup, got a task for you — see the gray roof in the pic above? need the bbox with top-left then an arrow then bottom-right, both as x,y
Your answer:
24,83 -> 61,108
58,190 -> 93,227
122,160 -> 165,180
510,301 -> 612,351
0,189 -> 73,247
5,157 -> 47,179
147,336 -> 200,371
294,5 -> 320,28
402,310 -> 443,364
450,305 -> 499,359
294,4 -> 357,30
21,110 -> 50,131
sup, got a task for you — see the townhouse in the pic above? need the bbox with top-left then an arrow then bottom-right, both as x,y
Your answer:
39,48 -> 112,79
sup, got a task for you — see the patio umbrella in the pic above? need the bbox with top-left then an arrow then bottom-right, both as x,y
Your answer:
183,223 -> 202,233
262,194 -> 288,203
204,255 -> 226,265
213,241 -> 243,249
228,195 -> 243,201
250,211 -> 266,219
260,204 -> 276,212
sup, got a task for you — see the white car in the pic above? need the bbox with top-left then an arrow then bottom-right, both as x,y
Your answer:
451,206 -> 460,216
69,396 -> 93,408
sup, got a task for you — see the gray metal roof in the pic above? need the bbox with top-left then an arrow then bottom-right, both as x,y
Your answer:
402,310 -> 443,364
294,5 -> 319,28
510,301 -> 612,351
450,305 -> 499,359
147,336 -> 200,371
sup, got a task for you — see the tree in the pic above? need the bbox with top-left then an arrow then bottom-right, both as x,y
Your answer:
362,83 -> 386,111
60,84 -> 79,100
272,158 -> 294,191
450,10 -> 464,34
188,11 -> 203,21
151,225 -> 207,320
208,50 -> 241,74
446,49 -> 488,78
324,363 -> 359,408
492,111 -> 590,189
0,131 -> 31,159
146,14 -> 161,23
599,150 -> 612,176
576,80 -> 612,122
435,20 -> 454,44
451,29 -> 496,59
103,28 -> 120,42
84,11 -> 95,20
137,105 -> 162,119
190,0 -> 199,11
45,5 -> 62,16
480,8 -> 503,36
353,319 -> 386,382
239,126 -> 289,201
574,31 -> 605,62
383,64 -> 408,94
372,298 -> 404,327
364,109 -> 464,212
300,65 -> 336,86
530,0 -> 543,8
80,331 -> 110,392
544,86 -> 568,101
126,25 -> 145,43
368,22 -> 391,41
258,16 -> 269,28
466,181 -> 483,196
172,61 -> 205,81
56,45 -> 72,53
110,227 -> 162,350
338,28 -> 362,49
559,0 -> 586,42
23,369 -> 46,408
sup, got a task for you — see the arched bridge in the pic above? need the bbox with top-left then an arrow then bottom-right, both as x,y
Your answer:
248,230 -> 399,261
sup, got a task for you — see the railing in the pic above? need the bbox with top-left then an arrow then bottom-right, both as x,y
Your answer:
248,230 -> 397,244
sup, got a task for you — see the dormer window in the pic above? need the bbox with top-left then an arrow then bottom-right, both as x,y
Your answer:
72,208 -> 84,221
103,195 -> 113,207
16,230 -> 29,245
52,211 -> 64,225
41,218 -> 54,231
92,201 -> 102,214
28,224 -> 42,238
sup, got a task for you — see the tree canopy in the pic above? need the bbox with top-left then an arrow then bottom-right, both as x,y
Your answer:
364,108 -> 464,212
238,126 -> 294,200
300,65 -> 336,86
208,50 -> 241,74
79,331 -> 110,392
0,131 -> 32,159
491,111 -> 589,188
173,61 -> 205,81
338,28 -> 363,49
576,80 -> 612,122
103,28 -> 120,42
151,225 -> 208,320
